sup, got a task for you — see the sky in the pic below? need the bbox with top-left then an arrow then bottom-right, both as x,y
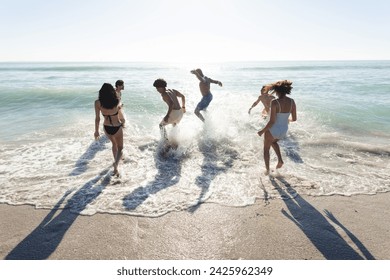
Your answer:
0,0 -> 389,62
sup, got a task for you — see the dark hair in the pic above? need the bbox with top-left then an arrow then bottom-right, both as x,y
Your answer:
153,78 -> 167,88
271,80 -> 293,97
115,80 -> 124,87
99,83 -> 119,109
196,68 -> 204,76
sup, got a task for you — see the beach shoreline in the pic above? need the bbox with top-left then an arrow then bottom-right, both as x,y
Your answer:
1,192 -> 389,260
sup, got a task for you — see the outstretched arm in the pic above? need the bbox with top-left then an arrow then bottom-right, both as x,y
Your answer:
209,78 -> 222,87
248,96 -> 262,114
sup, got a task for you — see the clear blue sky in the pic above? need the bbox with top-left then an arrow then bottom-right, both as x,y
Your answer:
1,0 -> 389,62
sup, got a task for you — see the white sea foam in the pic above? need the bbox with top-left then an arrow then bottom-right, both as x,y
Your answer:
1,102 -> 389,217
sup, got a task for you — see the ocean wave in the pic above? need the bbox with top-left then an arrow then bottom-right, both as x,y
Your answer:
239,64 -> 390,72
0,64 -> 170,73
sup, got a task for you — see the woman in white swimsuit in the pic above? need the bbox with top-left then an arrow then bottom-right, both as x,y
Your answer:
257,80 -> 297,175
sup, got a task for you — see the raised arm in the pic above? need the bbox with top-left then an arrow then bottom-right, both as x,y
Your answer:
190,69 -> 204,82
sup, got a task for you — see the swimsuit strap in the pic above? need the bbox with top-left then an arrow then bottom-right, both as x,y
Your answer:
102,111 -> 119,117
102,110 -> 119,126
275,99 -> 281,113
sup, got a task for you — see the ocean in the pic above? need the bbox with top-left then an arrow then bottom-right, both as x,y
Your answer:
0,61 -> 389,217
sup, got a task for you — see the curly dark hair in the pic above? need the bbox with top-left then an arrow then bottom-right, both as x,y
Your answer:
271,80 -> 293,97
99,83 -> 119,109
153,78 -> 167,88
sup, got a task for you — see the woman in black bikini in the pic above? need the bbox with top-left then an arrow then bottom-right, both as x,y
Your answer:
94,83 -> 123,176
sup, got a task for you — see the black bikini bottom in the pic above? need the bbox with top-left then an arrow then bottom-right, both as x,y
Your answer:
104,125 -> 122,135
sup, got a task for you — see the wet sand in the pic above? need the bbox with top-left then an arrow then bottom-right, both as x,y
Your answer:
1,192 -> 389,260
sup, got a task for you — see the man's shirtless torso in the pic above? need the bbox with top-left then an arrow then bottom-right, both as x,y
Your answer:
199,78 -> 211,96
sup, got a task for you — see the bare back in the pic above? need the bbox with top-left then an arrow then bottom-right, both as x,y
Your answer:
273,97 -> 292,112
95,100 -> 122,126
162,89 -> 182,110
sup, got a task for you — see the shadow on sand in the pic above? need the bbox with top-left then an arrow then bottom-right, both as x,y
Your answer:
69,136 -> 109,176
280,135 -> 304,164
5,169 -> 111,260
188,138 -> 239,213
269,176 -> 375,259
122,147 -> 183,211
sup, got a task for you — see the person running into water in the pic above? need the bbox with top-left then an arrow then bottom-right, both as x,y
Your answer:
257,80 -> 297,175
190,68 -> 222,122
115,79 -> 126,127
94,83 -> 124,176
248,84 -> 275,118
153,78 -> 186,142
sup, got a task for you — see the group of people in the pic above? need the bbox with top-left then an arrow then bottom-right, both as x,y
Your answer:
94,69 -> 297,176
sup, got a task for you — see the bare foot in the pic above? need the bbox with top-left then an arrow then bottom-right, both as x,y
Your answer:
113,162 -> 119,176
264,169 -> 270,176
276,161 -> 284,169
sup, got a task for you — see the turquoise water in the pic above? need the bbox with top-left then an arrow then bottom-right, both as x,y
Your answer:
0,61 -> 389,216
1,61 -> 389,141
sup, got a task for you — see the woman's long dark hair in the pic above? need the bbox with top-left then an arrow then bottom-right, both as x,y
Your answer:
99,83 -> 119,109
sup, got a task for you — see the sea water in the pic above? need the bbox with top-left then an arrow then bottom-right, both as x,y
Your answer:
0,61 -> 389,216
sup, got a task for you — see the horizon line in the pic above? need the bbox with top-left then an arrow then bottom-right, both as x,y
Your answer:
1,59 -> 390,63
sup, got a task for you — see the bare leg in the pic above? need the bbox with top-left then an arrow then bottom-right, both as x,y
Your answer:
111,142 -> 118,161
159,123 -> 168,141
263,131 -> 275,175
104,130 -> 118,161
271,141 -> 284,169
112,128 -> 124,176
113,149 -> 123,176
194,108 -> 205,122
263,131 -> 280,175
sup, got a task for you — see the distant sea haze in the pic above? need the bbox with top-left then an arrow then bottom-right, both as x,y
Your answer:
0,61 -> 389,217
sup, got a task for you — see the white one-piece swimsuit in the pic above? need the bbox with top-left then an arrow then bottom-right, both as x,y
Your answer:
269,99 -> 293,140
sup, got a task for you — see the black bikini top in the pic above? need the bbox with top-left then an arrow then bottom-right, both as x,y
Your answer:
102,110 -> 119,126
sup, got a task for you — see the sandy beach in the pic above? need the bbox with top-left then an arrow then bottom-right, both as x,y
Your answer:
1,192 -> 389,260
